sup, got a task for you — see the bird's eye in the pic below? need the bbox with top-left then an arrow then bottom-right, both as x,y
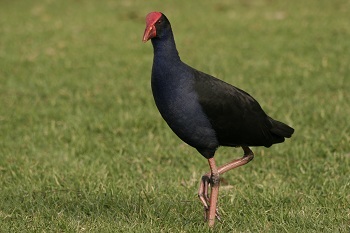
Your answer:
157,20 -> 162,24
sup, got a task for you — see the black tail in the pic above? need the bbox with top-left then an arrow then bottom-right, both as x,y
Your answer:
270,118 -> 294,139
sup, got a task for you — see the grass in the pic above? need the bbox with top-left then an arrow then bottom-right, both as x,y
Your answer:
0,0 -> 349,232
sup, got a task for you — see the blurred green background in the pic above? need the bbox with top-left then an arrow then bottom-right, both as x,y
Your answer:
0,0 -> 349,232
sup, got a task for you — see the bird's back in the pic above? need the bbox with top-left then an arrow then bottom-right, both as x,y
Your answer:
192,69 -> 293,148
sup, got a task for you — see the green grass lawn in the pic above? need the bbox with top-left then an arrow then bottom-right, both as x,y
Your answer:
0,0 -> 349,232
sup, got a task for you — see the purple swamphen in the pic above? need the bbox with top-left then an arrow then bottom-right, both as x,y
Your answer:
142,12 -> 294,227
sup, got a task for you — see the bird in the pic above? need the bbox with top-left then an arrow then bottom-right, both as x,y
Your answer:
142,12 -> 294,227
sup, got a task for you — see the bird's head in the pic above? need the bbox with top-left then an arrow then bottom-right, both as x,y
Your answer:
142,12 -> 171,42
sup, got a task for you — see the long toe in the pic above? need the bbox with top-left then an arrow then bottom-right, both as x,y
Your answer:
198,174 -> 211,220
215,208 -> 221,222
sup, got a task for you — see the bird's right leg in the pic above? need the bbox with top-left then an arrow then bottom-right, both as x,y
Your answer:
198,146 -> 254,225
217,146 -> 254,175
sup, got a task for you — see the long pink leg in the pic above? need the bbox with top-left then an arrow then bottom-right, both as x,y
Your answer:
207,158 -> 219,227
198,146 -> 254,227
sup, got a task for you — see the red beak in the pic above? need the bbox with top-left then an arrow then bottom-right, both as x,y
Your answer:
142,25 -> 156,42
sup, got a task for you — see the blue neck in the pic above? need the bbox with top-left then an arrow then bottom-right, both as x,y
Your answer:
151,31 -> 181,63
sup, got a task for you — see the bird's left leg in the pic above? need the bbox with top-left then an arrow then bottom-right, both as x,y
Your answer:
198,158 -> 220,227
207,158 -> 220,227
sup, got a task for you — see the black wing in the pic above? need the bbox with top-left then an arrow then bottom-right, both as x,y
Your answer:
193,69 -> 291,147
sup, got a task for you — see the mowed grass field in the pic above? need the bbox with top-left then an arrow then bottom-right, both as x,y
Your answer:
0,0 -> 349,232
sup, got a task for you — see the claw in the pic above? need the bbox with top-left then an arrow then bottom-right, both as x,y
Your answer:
215,207 -> 221,222
198,174 -> 211,220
